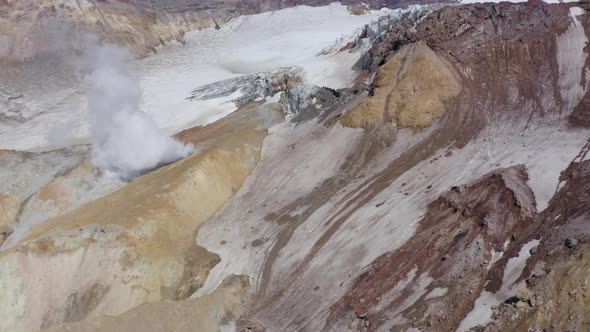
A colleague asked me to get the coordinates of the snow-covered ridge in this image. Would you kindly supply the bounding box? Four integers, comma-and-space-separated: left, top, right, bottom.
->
318, 4, 442, 56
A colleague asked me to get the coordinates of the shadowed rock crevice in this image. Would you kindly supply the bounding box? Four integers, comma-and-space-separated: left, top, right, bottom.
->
63, 283, 111, 323
165, 244, 222, 301
43, 274, 251, 332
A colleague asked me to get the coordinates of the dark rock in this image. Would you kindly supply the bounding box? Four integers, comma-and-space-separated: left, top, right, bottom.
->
504, 296, 520, 305
565, 238, 578, 248
7, 94, 23, 101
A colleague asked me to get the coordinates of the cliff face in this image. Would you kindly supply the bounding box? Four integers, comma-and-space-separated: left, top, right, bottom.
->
0, 0, 453, 62
1, 2, 589, 332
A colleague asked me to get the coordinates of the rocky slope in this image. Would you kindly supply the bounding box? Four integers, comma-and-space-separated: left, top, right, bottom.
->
0, 1, 589, 332
200, 2, 589, 331
0, 100, 283, 331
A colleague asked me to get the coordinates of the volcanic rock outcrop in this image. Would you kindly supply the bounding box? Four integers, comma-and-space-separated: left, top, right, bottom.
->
1, 1, 589, 332
341, 41, 461, 128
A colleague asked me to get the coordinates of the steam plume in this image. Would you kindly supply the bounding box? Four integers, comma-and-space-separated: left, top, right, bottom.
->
84, 41, 193, 179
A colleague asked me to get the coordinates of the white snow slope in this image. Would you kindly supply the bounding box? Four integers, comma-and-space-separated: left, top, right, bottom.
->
0, 4, 381, 152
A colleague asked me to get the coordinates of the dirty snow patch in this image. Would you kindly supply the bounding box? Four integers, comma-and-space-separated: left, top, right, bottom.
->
457, 239, 540, 331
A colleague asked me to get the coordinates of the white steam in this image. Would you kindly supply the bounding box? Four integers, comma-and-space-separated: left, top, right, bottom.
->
84, 42, 193, 179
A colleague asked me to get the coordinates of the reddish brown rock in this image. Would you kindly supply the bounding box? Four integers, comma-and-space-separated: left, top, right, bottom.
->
326, 166, 537, 331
